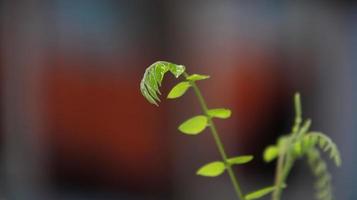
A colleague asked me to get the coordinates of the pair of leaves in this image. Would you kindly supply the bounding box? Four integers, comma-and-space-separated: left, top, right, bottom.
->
167, 74, 210, 99
140, 61, 209, 105
196, 156, 253, 177
196, 159, 287, 200
178, 109, 232, 135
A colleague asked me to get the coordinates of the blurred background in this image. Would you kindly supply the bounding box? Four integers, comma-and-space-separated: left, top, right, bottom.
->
0, 0, 356, 199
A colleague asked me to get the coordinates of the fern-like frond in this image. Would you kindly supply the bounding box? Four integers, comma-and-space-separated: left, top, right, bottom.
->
304, 132, 342, 167
307, 148, 334, 200
140, 61, 186, 105
266, 93, 342, 200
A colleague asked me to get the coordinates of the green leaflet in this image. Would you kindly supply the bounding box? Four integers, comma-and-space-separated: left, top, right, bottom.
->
207, 108, 232, 119
167, 81, 191, 99
186, 74, 210, 81
228, 155, 254, 165
245, 186, 277, 200
245, 185, 286, 200
196, 161, 226, 177
263, 146, 279, 162
178, 115, 208, 135
140, 61, 186, 106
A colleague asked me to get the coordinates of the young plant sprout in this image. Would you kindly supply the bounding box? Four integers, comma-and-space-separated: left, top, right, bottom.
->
265, 93, 341, 200
140, 61, 341, 200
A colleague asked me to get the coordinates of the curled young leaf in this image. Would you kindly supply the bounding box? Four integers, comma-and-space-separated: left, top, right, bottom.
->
302, 135, 318, 149
186, 74, 210, 81
196, 161, 226, 177
140, 61, 186, 106
168, 63, 186, 78
167, 81, 191, 99
307, 148, 334, 200
178, 115, 208, 135
305, 132, 342, 167
228, 155, 254, 165
207, 108, 232, 119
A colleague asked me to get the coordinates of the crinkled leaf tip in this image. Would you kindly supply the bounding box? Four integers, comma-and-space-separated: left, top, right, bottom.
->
140, 61, 186, 106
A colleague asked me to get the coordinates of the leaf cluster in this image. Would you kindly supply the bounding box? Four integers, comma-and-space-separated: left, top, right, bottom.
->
263, 93, 341, 200
140, 61, 342, 200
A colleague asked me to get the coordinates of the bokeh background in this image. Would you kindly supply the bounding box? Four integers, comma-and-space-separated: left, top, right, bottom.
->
0, 0, 356, 199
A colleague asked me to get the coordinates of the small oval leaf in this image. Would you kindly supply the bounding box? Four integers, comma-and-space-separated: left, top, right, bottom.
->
167, 81, 191, 99
263, 146, 279, 162
186, 74, 210, 81
246, 185, 287, 200
178, 115, 208, 135
196, 161, 226, 177
228, 155, 254, 165
245, 186, 275, 200
207, 108, 232, 119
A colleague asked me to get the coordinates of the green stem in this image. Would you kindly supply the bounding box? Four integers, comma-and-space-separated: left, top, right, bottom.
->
272, 93, 302, 200
272, 151, 285, 200
272, 148, 294, 200
185, 72, 246, 200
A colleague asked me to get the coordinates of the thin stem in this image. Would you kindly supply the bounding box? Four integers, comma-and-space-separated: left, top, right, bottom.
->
292, 93, 302, 133
272, 145, 294, 200
272, 93, 302, 200
184, 72, 246, 200
272, 150, 285, 200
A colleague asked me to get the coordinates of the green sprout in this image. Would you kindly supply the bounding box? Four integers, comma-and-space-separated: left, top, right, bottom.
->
265, 93, 341, 200
140, 61, 341, 200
